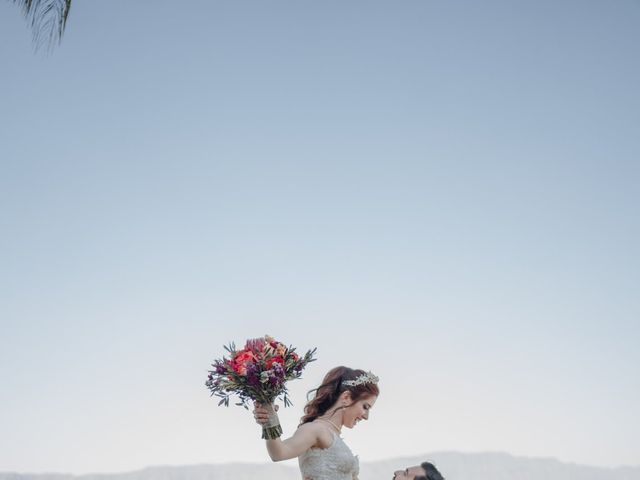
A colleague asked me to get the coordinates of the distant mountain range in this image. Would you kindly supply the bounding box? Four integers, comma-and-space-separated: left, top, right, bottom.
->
2, 452, 639, 480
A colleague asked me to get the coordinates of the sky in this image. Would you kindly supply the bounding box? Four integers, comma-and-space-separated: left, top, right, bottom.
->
1, 0, 639, 474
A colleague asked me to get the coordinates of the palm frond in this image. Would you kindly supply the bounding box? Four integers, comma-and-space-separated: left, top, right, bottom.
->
11, 0, 72, 51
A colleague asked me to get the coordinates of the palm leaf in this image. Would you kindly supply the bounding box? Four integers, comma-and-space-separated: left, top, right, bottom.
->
10, 0, 72, 51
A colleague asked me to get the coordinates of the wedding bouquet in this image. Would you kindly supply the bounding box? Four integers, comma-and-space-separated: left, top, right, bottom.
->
206, 335, 316, 439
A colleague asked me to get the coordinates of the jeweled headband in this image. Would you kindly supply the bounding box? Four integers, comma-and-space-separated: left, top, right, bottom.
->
342, 371, 379, 387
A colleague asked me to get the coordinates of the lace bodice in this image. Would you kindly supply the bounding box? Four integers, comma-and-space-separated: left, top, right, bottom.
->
298, 431, 359, 480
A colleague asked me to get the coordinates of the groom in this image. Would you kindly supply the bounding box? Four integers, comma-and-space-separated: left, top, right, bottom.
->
392, 461, 444, 480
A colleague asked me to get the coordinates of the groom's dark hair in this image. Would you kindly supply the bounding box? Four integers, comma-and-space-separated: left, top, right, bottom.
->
415, 462, 444, 480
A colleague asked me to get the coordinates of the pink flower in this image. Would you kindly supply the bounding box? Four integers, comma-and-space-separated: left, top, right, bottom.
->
245, 337, 266, 353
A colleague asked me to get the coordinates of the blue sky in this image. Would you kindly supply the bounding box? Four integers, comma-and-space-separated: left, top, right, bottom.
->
1, 0, 639, 474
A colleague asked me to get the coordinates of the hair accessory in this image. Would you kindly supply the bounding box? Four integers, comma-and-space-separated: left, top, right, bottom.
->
342, 371, 379, 387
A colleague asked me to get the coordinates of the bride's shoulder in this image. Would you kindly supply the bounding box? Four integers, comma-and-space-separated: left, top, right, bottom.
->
298, 420, 335, 449
297, 420, 323, 434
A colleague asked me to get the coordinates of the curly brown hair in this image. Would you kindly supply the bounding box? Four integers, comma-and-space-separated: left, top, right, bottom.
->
299, 366, 379, 425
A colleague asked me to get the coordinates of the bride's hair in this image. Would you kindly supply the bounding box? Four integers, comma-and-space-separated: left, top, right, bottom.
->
299, 366, 379, 425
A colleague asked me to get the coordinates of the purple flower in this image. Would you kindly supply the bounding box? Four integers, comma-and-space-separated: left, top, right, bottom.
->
273, 363, 285, 378
247, 374, 260, 387
215, 363, 227, 374
245, 363, 261, 387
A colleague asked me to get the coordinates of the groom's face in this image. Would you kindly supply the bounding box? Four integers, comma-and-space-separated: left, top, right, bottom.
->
393, 465, 426, 480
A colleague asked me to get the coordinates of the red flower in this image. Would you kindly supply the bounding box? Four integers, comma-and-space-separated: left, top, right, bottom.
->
232, 349, 255, 375
234, 349, 255, 363
266, 356, 285, 369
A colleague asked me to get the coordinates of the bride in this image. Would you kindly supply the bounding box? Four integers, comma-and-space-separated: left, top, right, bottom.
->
253, 366, 379, 480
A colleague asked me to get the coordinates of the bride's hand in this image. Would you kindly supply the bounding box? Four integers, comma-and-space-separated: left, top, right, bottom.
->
252, 402, 279, 426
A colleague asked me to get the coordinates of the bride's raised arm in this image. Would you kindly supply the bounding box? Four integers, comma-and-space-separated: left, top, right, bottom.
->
253, 404, 320, 461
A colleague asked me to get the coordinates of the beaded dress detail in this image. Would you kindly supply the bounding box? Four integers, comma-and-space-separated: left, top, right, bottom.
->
298, 430, 359, 480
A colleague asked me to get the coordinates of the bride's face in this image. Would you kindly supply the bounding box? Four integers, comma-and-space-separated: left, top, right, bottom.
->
342, 394, 377, 429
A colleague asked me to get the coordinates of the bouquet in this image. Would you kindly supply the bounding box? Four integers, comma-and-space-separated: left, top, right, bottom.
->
206, 335, 316, 439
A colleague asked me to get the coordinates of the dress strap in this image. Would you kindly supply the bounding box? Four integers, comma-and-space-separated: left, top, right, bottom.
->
317, 417, 342, 435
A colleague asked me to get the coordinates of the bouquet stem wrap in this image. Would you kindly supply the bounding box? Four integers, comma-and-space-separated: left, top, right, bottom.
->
261, 403, 283, 440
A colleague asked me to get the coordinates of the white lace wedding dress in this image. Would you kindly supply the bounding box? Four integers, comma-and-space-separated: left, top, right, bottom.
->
298, 430, 359, 480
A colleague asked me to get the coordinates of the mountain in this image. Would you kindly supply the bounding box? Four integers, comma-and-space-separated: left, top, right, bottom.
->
2, 452, 638, 480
